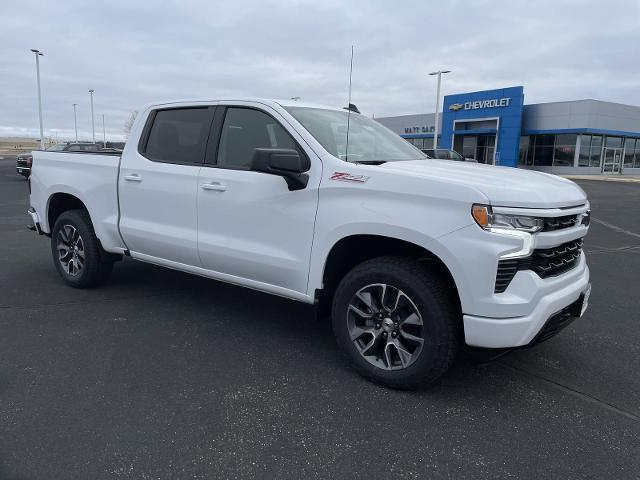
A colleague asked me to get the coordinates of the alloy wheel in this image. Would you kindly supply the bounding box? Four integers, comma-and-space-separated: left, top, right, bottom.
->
347, 283, 424, 370
57, 224, 85, 276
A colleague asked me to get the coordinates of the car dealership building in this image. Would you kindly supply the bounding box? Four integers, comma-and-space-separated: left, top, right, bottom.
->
375, 86, 640, 175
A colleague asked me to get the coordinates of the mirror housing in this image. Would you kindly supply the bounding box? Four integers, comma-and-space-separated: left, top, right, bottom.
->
251, 148, 310, 191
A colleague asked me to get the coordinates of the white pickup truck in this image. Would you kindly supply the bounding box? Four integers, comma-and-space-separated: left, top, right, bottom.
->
28, 98, 591, 388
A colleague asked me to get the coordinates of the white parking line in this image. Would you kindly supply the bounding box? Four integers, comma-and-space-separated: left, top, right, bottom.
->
591, 217, 640, 239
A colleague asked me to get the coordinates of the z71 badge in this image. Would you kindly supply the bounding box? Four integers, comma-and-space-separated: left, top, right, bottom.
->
330, 172, 370, 183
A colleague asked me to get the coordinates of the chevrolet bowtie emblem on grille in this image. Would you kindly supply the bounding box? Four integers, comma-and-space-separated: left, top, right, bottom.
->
449, 103, 464, 111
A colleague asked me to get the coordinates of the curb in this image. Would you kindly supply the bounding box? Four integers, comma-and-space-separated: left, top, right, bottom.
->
563, 176, 640, 184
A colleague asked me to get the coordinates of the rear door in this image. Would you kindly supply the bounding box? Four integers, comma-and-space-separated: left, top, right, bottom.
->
196, 104, 321, 295
119, 106, 215, 266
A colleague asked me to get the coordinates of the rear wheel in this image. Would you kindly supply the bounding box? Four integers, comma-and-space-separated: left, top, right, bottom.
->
51, 209, 113, 288
332, 256, 459, 389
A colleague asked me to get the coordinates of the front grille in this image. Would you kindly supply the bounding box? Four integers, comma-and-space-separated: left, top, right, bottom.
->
17, 159, 30, 167
494, 239, 583, 293
542, 215, 578, 231
528, 239, 583, 278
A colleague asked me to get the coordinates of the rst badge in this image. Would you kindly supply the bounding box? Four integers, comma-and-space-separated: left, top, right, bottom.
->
330, 172, 370, 183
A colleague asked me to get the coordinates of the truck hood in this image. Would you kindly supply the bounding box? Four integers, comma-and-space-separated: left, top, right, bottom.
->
377, 159, 587, 208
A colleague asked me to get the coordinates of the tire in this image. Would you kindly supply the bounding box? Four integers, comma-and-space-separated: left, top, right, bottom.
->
50, 209, 114, 288
331, 256, 460, 389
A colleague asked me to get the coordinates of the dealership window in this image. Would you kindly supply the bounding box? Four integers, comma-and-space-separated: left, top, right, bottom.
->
553, 134, 577, 167
462, 136, 476, 158
405, 137, 433, 150
531, 134, 554, 166
605, 136, 623, 149
578, 135, 603, 167
518, 136, 531, 165
623, 138, 640, 168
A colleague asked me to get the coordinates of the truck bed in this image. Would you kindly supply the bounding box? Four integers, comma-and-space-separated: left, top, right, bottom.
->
29, 151, 127, 253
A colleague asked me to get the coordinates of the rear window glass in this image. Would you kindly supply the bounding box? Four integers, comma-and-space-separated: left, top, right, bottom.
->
144, 108, 212, 164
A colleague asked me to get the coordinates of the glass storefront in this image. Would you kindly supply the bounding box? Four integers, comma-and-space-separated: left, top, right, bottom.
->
518, 134, 577, 167
519, 134, 640, 171
453, 134, 496, 164
405, 137, 434, 150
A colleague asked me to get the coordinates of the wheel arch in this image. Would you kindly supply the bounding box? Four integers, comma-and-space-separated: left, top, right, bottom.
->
47, 192, 91, 233
316, 233, 462, 319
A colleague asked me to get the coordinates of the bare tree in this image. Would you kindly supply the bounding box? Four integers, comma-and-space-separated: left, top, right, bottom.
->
124, 111, 138, 139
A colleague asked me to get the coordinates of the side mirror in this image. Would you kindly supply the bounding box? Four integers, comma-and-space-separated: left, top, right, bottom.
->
251, 148, 310, 191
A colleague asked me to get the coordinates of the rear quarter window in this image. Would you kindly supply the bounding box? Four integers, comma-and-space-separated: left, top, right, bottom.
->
142, 108, 213, 164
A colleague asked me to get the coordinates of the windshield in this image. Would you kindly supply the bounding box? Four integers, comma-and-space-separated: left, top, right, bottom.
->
46, 144, 67, 151
437, 149, 464, 160
285, 106, 427, 163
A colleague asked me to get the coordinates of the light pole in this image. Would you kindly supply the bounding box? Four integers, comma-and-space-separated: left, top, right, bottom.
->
89, 89, 95, 144
429, 70, 451, 149
30, 49, 45, 150
72, 103, 78, 142
102, 114, 106, 148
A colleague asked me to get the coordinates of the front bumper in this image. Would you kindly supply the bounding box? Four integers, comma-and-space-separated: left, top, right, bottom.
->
463, 264, 591, 348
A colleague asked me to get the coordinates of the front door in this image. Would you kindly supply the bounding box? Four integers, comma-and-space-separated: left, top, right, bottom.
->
602, 148, 622, 174
197, 105, 320, 295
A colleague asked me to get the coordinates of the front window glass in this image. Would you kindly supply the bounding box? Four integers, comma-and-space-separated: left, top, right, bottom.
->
285, 107, 426, 162
217, 108, 299, 170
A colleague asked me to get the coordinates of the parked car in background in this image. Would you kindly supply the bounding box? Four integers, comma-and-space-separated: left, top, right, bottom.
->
16, 143, 111, 178
422, 148, 477, 162
47, 142, 101, 153
16, 151, 36, 178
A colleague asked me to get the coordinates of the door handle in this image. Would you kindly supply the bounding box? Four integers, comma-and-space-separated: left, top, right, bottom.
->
124, 174, 142, 182
201, 182, 227, 192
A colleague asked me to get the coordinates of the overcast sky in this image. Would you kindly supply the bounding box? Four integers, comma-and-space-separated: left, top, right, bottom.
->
1, 0, 639, 141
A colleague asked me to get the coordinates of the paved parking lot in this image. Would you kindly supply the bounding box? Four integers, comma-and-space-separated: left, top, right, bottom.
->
1, 156, 639, 479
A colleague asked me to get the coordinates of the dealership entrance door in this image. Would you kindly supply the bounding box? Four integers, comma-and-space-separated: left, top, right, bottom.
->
453, 134, 496, 164
602, 148, 622, 173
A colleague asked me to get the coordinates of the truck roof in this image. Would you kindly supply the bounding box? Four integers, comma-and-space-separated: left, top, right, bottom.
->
142, 97, 347, 112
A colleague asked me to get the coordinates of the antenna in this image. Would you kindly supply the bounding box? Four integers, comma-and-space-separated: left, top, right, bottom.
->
345, 45, 354, 162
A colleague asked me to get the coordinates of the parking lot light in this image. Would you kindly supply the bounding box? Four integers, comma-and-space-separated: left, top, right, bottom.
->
73, 103, 78, 142
89, 89, 95, 144
30, 49, 45, 150
429, 70, 451, 149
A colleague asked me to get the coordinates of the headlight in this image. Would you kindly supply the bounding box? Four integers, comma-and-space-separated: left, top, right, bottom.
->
471, 204, 544, 233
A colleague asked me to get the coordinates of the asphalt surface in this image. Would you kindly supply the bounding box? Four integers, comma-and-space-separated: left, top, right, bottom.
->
1, 156, 639, 479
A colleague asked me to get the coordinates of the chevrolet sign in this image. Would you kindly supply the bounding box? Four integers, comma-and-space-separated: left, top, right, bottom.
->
449, 97, 512, 111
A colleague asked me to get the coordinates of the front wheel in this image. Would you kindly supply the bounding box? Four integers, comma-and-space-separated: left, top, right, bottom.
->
331, 256, 460, 389
51, 209, 113, 288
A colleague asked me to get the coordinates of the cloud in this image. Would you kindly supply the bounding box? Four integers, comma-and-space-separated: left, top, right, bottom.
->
1, 0, 638, 141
